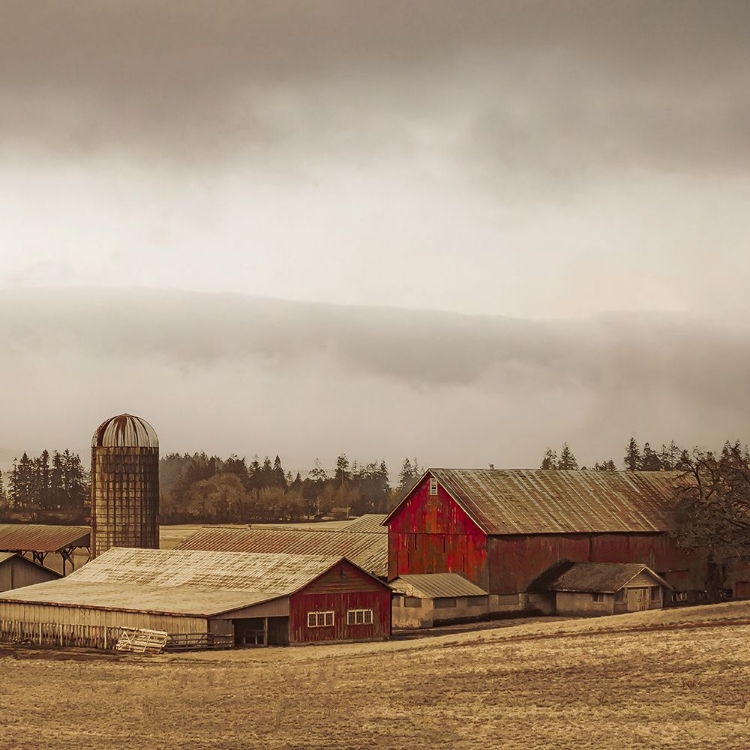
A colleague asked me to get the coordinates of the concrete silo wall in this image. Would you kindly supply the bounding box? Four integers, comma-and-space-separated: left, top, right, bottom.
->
91, 445, 160, 558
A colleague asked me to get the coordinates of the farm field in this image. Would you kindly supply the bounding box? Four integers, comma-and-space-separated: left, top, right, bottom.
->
2, 603, 750, 749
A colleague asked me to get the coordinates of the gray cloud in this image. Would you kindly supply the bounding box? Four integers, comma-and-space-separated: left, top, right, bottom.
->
1, 1, 749, 178
1, 288, 749, 472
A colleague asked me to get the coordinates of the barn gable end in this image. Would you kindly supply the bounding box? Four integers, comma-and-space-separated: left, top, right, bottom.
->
386, 473, 489, 590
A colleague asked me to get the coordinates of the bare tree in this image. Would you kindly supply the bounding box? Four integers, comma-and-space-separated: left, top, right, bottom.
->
671, 442, 750, 602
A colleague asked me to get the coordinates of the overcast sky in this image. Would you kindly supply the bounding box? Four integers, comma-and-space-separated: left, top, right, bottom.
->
1, 2, 749, 472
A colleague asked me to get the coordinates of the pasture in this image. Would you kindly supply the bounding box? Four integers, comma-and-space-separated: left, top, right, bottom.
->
2, 602, 750, 749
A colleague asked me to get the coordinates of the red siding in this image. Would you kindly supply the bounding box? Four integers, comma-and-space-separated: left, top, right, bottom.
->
488, 533, 706, 594
388, 476, 488, 590
289, 560, 391, 643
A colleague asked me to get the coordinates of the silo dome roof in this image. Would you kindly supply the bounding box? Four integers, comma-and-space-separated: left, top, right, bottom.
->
92, 414, 159, 448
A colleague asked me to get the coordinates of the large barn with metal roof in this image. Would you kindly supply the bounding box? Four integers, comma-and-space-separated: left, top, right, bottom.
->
0, 547, 392, 649
384, 468, 750, 613
176, 524, 388, 579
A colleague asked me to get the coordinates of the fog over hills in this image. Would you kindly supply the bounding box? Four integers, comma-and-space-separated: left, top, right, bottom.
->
1, 288, 748, 474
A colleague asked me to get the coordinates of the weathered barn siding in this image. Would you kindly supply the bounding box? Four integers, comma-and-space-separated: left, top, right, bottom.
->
0, 555, 60, 592
392, 594, 488, 629
556, 592, 616, 616
289, 560, 391, 643
0, 600, 207, 634
388, 477, 488, 589
486, 534, 704, 595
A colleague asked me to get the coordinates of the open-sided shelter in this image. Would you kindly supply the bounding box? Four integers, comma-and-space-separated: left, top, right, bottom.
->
0, 547, 391, 650
0, 524, 90, 575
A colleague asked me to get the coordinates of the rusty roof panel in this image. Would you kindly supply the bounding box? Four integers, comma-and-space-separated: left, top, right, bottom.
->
68, 547, 343, 595
544, 562, 672, 593
91, 413, 159, 448
342, 515, 388, 534
429, 469, 679, 535
176, 527, 387, 577
0, 524, 90, 553
391, 573, 487, 599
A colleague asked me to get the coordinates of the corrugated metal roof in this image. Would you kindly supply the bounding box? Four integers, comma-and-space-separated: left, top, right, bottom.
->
425, 469, 679, 535
67, 547, 343, 595
0, 580, 276, 617
545, 562, 672, 593
92, 413, 159, 448
342, 515, 388, 534
391, 573, 488, 599
176, 526, 387, 577
0, 524, 90, 553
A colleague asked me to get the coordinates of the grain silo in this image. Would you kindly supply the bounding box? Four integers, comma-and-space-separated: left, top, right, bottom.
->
91, 414, 159, 559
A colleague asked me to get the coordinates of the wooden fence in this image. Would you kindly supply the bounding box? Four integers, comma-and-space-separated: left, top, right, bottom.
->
0, 621, 234, 652
0, 620, 124, 649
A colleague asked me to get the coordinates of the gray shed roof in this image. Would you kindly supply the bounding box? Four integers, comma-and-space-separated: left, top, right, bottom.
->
544, 562, 673, 593
387, 469, 679, 535
0, 547, 364, 617
0, 580, 275, 617
67, 547, 344, 593
391, 573, 488, 599
176, 526, 387, 577
342, 515, 388, 534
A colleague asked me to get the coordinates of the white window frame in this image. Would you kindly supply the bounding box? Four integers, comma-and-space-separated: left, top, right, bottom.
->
592, 592, 605, 604
671, 591, 688, 603
346, 609, 374, 626
307, 611, 334, 628
429, 477, 438, 496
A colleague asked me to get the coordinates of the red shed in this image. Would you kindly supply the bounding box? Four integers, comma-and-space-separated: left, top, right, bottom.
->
385, 469, 750, 610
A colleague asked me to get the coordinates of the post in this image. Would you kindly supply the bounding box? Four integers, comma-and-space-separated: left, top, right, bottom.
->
263, 618, 268, 647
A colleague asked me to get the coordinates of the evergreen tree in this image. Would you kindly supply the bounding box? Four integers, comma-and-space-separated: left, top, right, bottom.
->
222, 454, 251, 488
624, 438, 641, 471
50, 451, 66, 509
594, 460, 617, 471
640, 442, 662, 471
335, 453, 351, 485
37, 449, 52, 510
557, 443, 579, 470
397, 458, 414, 491
62, 450, 88, 509
9, 454, 34, 509
540, 448, 558, 470
272, 455, 288, 490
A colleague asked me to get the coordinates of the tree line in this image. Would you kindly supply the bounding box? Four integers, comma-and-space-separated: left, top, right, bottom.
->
539, 438, 689, 472
160, 452, 425, 524
0, 450, 89, 518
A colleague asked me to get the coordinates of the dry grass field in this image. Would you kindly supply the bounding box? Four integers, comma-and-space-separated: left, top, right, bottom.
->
2, 603, 750, 749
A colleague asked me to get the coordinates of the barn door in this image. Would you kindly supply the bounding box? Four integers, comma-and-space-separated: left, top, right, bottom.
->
626, 588, 648, 612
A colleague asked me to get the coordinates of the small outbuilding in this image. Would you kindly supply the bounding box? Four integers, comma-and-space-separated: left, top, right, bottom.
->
0, 552, 61, 593
535, 561, 673, 616
390, 573, 489, 628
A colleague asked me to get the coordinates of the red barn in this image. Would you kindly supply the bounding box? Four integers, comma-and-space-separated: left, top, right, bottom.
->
385, 469, 750, 612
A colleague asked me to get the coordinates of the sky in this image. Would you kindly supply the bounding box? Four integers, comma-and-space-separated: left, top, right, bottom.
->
1, 2, 749, 474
